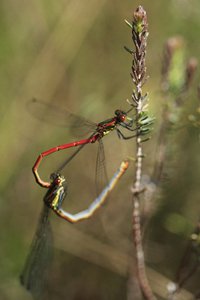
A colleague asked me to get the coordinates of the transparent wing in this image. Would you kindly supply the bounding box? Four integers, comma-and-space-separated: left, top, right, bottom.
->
56, 132, 97, 173
26, 98, 97, 136
20, 205, 53, 299
95, 139, 109, 196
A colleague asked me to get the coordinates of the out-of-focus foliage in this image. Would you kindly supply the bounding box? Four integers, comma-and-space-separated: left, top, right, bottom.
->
0, 0, 200, 299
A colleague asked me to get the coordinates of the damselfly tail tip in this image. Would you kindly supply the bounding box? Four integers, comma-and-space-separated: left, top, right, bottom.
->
121, 160, 130, 171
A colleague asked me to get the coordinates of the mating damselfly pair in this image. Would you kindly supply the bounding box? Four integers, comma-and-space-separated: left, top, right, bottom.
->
20, 99, 144, 298
30, 99, 137, 223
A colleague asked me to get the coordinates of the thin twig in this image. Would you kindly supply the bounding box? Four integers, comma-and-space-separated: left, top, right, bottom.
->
129, 6, 156, 300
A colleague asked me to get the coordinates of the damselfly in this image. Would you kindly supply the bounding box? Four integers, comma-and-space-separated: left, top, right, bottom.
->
20, 161, 129, 298
30, 99, 134, 188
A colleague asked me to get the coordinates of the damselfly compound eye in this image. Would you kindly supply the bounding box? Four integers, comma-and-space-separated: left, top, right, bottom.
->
120, 115, 126, 122
115, 109, 120, 116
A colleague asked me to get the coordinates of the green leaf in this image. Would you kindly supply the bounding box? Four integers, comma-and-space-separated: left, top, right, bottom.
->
124, 19, 133, 29
124, 46, 133, 55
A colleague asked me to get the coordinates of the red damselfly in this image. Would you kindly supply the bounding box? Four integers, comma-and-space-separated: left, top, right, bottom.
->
30, 99, 135, 188
20, 160, 129, 298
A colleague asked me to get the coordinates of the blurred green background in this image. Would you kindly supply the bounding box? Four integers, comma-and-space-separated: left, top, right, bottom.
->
0, 0, 200, 299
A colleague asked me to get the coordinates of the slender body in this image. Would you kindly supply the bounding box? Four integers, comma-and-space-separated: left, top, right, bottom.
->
47, 160, 129, 223
32, 109, 134, 188
51, 160, 129, 223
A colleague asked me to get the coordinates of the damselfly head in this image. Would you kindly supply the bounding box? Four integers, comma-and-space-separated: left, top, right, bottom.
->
115, 109, 127, 122
50, 173, 65, 185
115, 109, 133, 126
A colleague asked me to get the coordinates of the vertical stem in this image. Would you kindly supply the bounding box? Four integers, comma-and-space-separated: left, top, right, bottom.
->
129, 6, 156, 300
132, 93, 155, 300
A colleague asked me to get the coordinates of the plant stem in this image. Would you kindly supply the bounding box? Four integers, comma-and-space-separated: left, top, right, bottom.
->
130, 6, 156, 300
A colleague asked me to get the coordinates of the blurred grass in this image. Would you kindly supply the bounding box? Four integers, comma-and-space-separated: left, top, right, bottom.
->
0, 0, 200, 299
